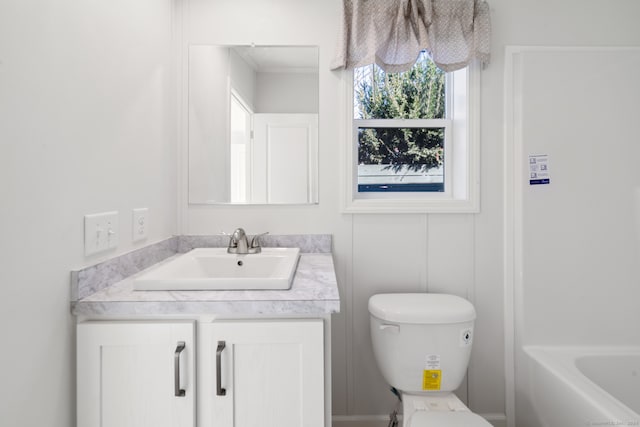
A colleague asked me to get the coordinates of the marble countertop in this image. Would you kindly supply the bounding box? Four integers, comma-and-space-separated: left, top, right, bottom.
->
71, 235, 340, 317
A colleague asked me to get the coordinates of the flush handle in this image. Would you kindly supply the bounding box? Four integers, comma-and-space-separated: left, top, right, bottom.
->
174, 341, 186, 397
379, 324, 400, 333
216, 341, 227, 396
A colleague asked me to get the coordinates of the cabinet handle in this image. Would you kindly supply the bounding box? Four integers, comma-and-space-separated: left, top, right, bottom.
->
216, 341, 227, 396
174, 341, 186, 397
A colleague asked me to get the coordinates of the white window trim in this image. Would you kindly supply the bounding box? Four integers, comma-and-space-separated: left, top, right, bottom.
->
340, 62, 481, 213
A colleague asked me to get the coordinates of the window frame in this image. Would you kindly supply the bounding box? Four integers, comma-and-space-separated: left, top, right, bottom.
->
340, 61, 481, 213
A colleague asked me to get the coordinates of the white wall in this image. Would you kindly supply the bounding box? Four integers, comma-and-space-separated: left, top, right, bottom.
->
189, 45, 232, 202
0, 1, 178, 426
255, 71, 319, 113
517, 49, 640, 345
181, 0, 504, 422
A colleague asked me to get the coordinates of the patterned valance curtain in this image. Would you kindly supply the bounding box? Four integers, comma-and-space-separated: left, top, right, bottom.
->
331, 0, 491, 72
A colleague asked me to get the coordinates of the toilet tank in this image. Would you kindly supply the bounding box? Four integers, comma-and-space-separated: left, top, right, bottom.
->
368, 293, 476, 393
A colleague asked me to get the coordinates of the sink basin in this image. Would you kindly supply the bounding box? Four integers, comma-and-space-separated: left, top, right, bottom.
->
133, 247, 300, 291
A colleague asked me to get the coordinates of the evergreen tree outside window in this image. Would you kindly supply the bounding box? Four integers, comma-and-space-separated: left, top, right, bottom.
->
353, 52, 451, 193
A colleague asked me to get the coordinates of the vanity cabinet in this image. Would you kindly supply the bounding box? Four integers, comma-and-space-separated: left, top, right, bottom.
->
77, 321, 196, 427
72, 241, 338, 427
77, 318, 324, 427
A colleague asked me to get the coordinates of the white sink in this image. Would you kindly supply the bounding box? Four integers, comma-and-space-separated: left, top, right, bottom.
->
133, 247, 300, 291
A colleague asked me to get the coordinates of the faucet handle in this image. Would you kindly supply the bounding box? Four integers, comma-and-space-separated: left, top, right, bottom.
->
250, 232, 269, 248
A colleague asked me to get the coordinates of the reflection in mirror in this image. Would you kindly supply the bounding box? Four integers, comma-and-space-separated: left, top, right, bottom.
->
188, 45, 319, 204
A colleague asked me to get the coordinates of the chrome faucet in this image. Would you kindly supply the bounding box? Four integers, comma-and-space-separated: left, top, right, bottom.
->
227, 228, 268, 254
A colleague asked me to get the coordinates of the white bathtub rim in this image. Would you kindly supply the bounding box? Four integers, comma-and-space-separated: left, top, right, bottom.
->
524, 345, 640, 421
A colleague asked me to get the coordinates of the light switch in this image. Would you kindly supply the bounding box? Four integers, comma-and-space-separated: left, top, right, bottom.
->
132, 208, 148, 242
84, 211, 118, 256
105, 213, 118, 249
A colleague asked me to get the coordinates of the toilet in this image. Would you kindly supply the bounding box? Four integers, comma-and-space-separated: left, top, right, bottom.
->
368, 293, 492, 427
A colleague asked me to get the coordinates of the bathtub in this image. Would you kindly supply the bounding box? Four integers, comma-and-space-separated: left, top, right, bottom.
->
522, 346, 640, 427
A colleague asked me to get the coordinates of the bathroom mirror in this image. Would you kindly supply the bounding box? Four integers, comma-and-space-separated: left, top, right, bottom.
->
188, 45, 319, 204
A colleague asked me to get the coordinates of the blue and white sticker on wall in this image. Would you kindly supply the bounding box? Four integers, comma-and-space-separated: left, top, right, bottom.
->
529, 154, 551, 185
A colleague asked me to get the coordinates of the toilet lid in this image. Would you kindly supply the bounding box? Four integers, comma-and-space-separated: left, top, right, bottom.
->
369, 293, 476, 324
409, 411, 492, 427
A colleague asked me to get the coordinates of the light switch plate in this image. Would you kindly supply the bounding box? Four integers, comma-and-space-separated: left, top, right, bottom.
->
84, 211, 118, 256
132, 208, 148, 242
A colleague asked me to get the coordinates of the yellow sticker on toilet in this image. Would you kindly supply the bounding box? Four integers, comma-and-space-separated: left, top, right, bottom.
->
422, 369, 441, 391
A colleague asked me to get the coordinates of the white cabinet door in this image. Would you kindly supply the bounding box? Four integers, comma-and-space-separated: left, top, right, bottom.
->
199, 319, 324, 427
77, 321, 195, 427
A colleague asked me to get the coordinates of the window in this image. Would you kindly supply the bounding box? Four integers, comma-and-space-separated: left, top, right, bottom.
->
354, 52, 449, 193
342, 53, 480, 213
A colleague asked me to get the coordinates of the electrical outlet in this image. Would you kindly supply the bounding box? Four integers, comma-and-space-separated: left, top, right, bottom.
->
132, 208, 148, 242
84, 211, 118, 256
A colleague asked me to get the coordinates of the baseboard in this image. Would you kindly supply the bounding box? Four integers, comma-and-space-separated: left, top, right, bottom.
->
332, 413, 507, 427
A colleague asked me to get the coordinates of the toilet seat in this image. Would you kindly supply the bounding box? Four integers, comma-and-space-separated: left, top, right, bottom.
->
409, 411, 492, 427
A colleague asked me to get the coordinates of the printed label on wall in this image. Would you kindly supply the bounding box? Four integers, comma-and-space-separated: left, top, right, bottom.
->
529, 154, 551, 185
422, 369, 442, 390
